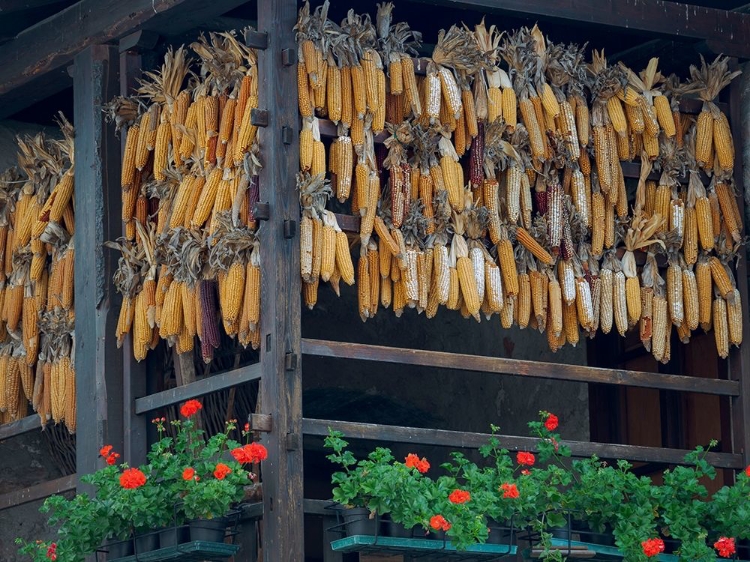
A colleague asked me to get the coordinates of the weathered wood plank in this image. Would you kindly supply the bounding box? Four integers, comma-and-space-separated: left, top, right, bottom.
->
728, 60, 750, 467
119, 46, 149, 468
0, 415, 45, 441
301, 339, 740, 396
134, 362, 261, 414
0, 0, 248, 98
73, 45, 123, 488
257, 0, 304, 559
302, 419, 744, 469
410, 0, 750, 59
0, 474, 77, 511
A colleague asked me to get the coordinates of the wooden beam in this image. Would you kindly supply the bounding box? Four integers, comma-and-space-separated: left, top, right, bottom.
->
73, 45, 123, 488
257, 0, 304, 559
0, 0, 248, 98
134, 362, 262, 414
301, 339, 740, 396
0, 415, 45, 441
410, 0, 750, 59
119, 45, 149, 468
728, 59, 750, 467
302, 419, 744, 469
0, 475, 77, 511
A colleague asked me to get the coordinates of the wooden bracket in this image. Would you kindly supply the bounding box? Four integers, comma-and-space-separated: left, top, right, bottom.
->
244, 29, 269, 50
283, 219, 296, 239
285, 432, 300, 451
252, 202, 270, 221
119, 30, 160, 54
281, 48, 296, 66
281, 126, 294, 145
250, 108, 269, 127
284, 352, 298, 371
249, 413, 272, 433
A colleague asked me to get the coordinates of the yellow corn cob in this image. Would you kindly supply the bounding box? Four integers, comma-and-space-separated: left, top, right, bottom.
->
333, 231, 354, 286
530, 270, 547, 328
502, 87, 517, 130
121, 124, 139, 188
320, 223, 336, 282
713, 111, 734, 171
651, 296, 667, 362
299, 127, 313, 171
515, 272, 530, 328
696, 110, 713, 168
709, 256, 734, 302
520, 98, 544, 160
327, 64, 343, 123
640, 286, 654, 348
298, 62, 313, 118
684, 207, 698, 265
727, 289, 742, 346
713, 297, 729, 358
696, 258, 712, 331
358, 253, 370, 320
547, 278, 562, 336
606, 97, 627, 137
598, 269, 613, 334
488, 87, 502, 124
624, 102, 645, 134
715, 181, 741, 243
624, 276, 641, 328
497, 239, 518, 296
612, 271, 627, 336
303, 279, 318, 310
695, 196, 714, 251
682, 268, 699, 332
169, 176, 194, 229
369, 244, 381, 316
651, 95, 674, 137
300, 214, 314, 282
191, 168, 222, 228
351, 64, 367, 119
223, 262, 245, 324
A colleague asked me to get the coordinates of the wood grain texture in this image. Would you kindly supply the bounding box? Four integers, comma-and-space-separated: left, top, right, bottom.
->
257, 0, 304, 559
134, 362, 261, 414
0, 474, 77, 511
410, 0, 750, 59
303, 418, 744, 468
301, 339, 740, 396
73, 45, 123, 489
0, 414, 44, 441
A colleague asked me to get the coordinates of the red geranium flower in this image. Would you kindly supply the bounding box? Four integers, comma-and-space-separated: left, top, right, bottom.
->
213, 463, 232, 480
714, 537, 736, 558
415, 458, 430, 473
429, 514, 451, 532
517, 451, 535, 466
545, 413, 559, 431
448, 489, 471, 504
180, 399, 202, 418
106, 453, 120, 466
46, 543, 57, 561
99, 445, 113, 458
231, 447, 251, 464
182, 467, 196, 481
500, 482, 519, 499
247, 442, 268, 462
745, 465, 750, 477
119, 467, 147, 489
641, 538, 665, 557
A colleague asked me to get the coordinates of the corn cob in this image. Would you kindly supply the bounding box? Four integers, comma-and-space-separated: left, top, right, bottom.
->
727, 289, 742, 346
652, 296, 668, 362
715, 181, 741, 243
640, 286, 653, 350
713, 297, 729, 358
713, 111, 734, 171
709, 257, 734, 302
696, 110, 713, 168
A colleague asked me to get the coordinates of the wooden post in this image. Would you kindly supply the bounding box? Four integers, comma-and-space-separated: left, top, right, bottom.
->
728, 59, 750, 467
73, 45, 124, 483
118, 39, 150, 467
256, 0, 303, 559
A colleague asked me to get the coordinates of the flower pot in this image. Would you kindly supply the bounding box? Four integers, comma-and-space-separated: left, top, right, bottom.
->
189, 516, 228, 543
159, 525, 190, 547
486, 519, 512, 545
342, 507, 378, 537
382, 519, 413, 538
105, 538, 133, 560
134, 531, 159, 554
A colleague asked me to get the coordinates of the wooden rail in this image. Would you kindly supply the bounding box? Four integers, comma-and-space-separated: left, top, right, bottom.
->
302, 418, 744, 469
0, 474, 77, 512
134, 362, 261, 414
0, 415, 45, 441
301, 339, 740, 397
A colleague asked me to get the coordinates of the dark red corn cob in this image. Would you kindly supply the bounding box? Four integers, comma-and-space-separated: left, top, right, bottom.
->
469, 122, 484, 191
199, 279, 221, 353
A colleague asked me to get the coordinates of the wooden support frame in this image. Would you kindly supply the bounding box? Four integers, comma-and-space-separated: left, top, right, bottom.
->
303, 419, 744, 469
0, 415, 45, 441
134, 363, 262, 414
256, 0, 304, 559
409, 0, 750, 59
73, 45, 123, 487
0, 475, 77, 512
301, 339, 739, 396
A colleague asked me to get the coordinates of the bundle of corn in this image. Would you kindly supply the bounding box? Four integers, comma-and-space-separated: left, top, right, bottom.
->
294, 3, 745, 359
107, 32, 262, 365
688, 55, 741, 173
0, 116, 76, 431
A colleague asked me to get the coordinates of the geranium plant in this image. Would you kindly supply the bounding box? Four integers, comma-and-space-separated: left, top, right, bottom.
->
16, 399, 268, 562
325, 412, 750, 561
